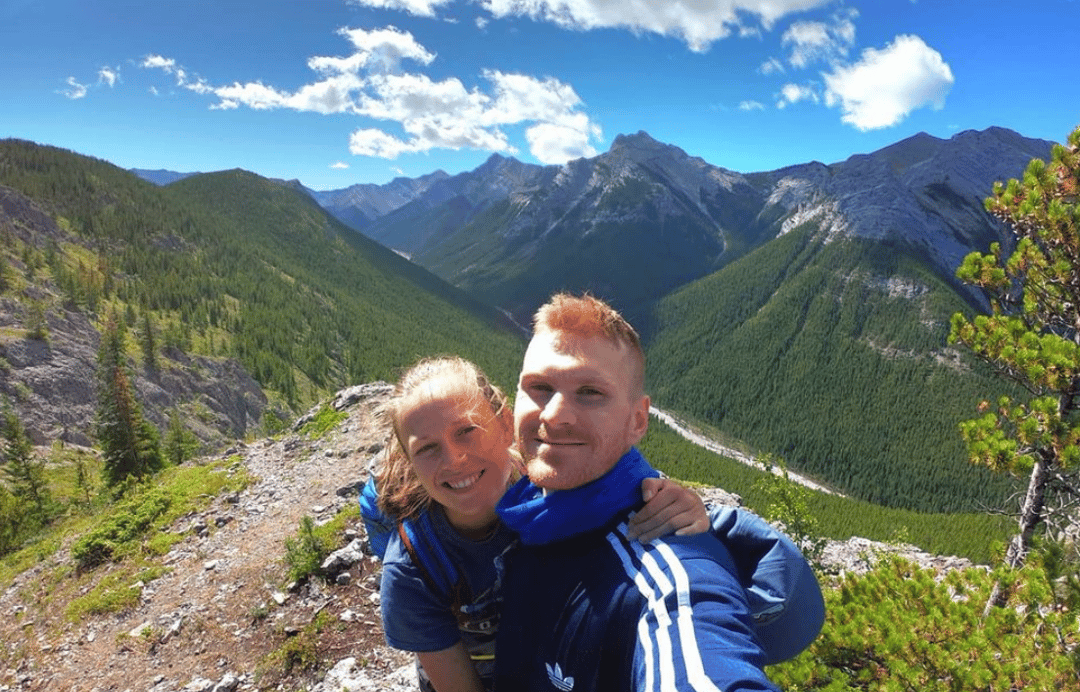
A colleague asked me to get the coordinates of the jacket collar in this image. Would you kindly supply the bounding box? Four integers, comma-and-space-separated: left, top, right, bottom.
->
496, 447, 659, 545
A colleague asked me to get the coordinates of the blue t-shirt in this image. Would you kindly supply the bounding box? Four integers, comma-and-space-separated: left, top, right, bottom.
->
379, 503, 516, 691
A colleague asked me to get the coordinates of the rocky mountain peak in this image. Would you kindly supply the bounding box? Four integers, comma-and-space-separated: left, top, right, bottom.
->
474, 152, 538, 179
608, 130, 687, 160
611, 130, 660, 146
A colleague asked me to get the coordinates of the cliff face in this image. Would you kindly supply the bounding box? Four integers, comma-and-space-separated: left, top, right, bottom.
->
0, 184, 267, 448
759, 127, 1052, 288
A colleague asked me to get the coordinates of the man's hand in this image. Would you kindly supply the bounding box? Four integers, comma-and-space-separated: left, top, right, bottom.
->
627, 477, 709, 542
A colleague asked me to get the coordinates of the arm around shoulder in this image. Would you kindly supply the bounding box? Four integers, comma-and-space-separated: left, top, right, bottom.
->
632, 541, 782, 691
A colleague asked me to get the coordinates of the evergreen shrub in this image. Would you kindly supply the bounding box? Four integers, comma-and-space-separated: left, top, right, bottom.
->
768, 556, 1080, 690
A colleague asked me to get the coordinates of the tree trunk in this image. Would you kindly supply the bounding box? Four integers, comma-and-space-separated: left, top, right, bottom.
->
983, 452, 1052, 615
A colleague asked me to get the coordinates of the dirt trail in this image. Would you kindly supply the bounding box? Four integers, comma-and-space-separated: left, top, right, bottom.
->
0, 389, 411, 692
650, 406, 843, 497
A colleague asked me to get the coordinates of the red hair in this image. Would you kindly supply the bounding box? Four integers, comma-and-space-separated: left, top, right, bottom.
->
532, 293, 645, 394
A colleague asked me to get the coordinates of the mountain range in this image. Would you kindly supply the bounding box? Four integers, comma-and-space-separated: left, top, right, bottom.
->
282, 127, 1047, 327
269, 126, 1050, 514
2, 125, 1055, 515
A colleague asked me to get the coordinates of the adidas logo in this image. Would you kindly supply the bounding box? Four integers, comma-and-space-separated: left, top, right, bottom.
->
545, 662, 574, 691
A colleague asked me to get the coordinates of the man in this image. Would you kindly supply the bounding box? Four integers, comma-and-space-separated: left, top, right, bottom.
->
495, 293, 783, 691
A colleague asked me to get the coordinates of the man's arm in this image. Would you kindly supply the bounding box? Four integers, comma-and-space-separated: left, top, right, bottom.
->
707, 507, 825, 664
626, 484, 825, 664
625, 536, 781, 691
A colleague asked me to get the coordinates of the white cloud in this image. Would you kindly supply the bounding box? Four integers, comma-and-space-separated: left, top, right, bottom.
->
98, 66, 120, 87
739, 100, 765, 111
782, 8, 857, 68
482, 70, 584, 125
184, 78, 217, 95
319, 26, 437, 74
777, 82, 819, 108
476, 15, 490, 29
345, 0, 453, 17
135, 26, 600, 164
822, 34, 953, 130
331, 161, 350, 169
60, 76, 88, 99
211, 81, 290, 111
59, 66, 119, 99
526, 114, 602, 163
758, 57, 784, 75
480, 0, 833, 52
141, 54, 176, 71
343, 68, 600, 161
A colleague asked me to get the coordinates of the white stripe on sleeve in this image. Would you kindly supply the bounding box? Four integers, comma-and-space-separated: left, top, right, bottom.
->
608, 524, 724, 692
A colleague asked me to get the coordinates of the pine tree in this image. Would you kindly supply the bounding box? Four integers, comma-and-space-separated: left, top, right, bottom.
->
949, 126, 1080, 606
0, 485, 21, 556
74, 451, 93, 508
753, 454, 826, 568
1, 403, 50, 519
24, 300, 48, 342
139, 312, 158, 374
163, 408, 198, 466
95, 313, 163, 488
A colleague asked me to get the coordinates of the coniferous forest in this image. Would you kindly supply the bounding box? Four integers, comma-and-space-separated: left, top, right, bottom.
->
0, 139, 525, 404
647, 227, 1016, 514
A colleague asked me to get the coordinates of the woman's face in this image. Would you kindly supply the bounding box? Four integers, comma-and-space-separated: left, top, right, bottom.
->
398, 383, 515, 538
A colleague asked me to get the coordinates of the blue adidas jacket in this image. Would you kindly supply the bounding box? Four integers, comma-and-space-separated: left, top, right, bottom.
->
494, 449, 785, 692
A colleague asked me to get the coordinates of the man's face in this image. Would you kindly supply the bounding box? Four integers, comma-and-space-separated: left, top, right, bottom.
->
514, 329, 649, 490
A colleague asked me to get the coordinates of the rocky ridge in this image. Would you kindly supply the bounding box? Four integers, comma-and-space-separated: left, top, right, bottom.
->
1, 384, 975, 692
306, 171, 451, 232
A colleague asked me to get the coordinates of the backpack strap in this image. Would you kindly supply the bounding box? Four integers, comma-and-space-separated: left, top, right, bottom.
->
397, 511, 472, 617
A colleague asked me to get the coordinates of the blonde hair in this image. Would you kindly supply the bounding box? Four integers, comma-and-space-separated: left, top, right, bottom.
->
533, 292, 645, 395
376, 356, 519, 521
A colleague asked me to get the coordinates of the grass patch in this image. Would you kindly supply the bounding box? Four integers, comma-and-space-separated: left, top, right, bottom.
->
257, 610, 334, 683
0, 535, 63, 591
65, 562, 171, 620
70, 458, 251, 569
0, 453, 254, 636
297, 404, 347, 439
283, 503, 359, 583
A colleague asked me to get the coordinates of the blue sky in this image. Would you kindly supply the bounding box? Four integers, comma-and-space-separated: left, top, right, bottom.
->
3, 0, 1078, 190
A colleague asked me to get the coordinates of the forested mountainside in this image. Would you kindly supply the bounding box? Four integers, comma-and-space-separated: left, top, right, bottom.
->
640, 128, 1049, 514
0, 139, 524, 447
647, 226, 1013, 514
39, 126, 1055, 515
132, 126, 1053, 515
